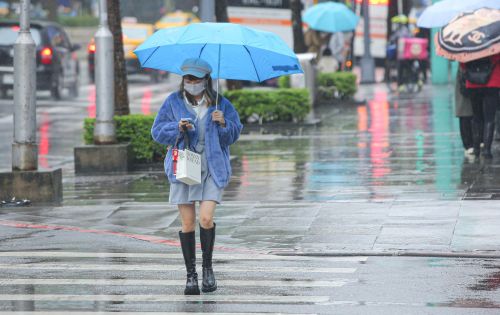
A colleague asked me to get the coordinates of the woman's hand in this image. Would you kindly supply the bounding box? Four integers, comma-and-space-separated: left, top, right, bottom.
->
179, 119, 194, 131
212, 110, 226, 127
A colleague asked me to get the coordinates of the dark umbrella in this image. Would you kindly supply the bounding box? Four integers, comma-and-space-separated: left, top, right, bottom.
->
435, 8, 500, 63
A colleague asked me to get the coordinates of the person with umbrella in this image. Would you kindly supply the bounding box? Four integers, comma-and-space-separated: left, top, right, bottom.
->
461, 53, 500, 159
434, 8, 500, 158
151, 58, 243, 295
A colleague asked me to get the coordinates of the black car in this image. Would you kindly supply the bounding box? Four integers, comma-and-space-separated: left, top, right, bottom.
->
0, 20, 80, 99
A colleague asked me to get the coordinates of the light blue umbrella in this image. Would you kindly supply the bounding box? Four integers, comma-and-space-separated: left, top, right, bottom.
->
134, 22, 302, 82
302, 2, 359, 33
417, 0, 500, 28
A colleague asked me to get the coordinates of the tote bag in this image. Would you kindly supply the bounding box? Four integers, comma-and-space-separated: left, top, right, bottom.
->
173, 130, 201, 185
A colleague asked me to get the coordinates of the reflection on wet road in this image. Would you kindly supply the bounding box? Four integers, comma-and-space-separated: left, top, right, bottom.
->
226, 86, 481, 202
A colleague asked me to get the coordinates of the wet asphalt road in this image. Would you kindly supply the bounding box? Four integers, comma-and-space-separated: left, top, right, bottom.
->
0, 68, 500, 313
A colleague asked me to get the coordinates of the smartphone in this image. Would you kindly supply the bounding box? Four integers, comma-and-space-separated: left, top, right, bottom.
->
180, 118, 195, 130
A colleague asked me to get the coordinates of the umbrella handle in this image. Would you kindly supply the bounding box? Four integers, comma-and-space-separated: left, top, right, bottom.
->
216, 44, 221, 111
216, 78, 219, 111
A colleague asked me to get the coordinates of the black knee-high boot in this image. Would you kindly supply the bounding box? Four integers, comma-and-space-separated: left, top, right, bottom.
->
179, 231, 200, 295
483, 122, 495, 159
200, 223, 217, 292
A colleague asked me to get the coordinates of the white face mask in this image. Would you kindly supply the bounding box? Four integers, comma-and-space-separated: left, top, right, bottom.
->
184, 80, 206, 96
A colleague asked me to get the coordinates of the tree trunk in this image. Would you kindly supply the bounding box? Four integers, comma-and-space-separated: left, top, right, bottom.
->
215, 0, 242, 90
290, 0, 307, 53
40, 0, 58, 22
107, 0, 130, 116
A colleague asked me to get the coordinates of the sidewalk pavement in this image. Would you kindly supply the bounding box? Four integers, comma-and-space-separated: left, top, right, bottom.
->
1, 83, 500, 257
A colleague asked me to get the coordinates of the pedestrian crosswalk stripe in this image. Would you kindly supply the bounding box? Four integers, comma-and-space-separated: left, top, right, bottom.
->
0, 263, 355, 273
0, 312, 319, 315
0, 278, 349, 287
0, 294, 330, 304
0, 251, 367, 262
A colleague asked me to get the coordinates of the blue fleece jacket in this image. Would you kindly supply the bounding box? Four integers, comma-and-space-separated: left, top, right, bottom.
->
151, 91, 243, 189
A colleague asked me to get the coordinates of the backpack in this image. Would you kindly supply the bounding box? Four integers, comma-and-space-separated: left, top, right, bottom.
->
465, 57, 495, 85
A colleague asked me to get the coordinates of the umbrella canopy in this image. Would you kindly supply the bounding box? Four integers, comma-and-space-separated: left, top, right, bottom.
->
417, 0, 500, 28
435, 8, 500, 63
133, 22, 302, 82
303, 2, 359, 33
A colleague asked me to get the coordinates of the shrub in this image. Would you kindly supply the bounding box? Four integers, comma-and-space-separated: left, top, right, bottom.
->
317, 72, 357, 99
277, 75, 291, 89
84, 115, 166, 163
224, 88, 310, 124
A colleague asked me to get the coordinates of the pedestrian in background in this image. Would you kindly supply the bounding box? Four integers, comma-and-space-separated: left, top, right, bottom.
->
462, 53, 500, 159
454, 68, 477, 159
151, 58, 243, 295
327, 31, 345, 71
305, 28, 328, 62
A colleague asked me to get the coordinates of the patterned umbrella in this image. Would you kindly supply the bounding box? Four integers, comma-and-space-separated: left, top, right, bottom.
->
435, 8, 500, 63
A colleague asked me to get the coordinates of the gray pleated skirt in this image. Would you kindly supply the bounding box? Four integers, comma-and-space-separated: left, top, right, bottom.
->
169, 151, 223, 205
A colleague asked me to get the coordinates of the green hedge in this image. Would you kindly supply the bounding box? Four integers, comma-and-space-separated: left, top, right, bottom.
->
83, 89, 310, 162
277, 75, 291, 89
58, 15, 99, 27
317, 72, 357, 99
84, 115, 166, 163
224, 88, 310, 124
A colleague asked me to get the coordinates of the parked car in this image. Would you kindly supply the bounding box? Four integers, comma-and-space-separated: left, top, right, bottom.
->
154, 11, 199, 29
88, 21, 166, 83
0, 20, 80, 99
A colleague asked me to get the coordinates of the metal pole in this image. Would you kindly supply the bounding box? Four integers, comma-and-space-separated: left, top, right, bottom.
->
398, 0, 403, 16
12, 0, 37, 171
200, 0, 215, 22
360, 0, 375, 84
93, 0, 116, 144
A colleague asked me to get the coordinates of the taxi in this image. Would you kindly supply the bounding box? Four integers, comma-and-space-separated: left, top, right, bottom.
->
88, 18, 165, 82
154, 11, 199, 29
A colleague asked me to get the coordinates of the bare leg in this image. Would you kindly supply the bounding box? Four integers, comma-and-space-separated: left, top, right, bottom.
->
178, 203, 196, 232
199, 201, 216, 229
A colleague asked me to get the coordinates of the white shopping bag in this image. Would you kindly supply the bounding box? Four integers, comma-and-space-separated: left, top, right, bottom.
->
173, 148, 201, 185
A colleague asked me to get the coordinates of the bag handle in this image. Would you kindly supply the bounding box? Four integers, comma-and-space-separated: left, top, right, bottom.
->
173, 125, 190, 150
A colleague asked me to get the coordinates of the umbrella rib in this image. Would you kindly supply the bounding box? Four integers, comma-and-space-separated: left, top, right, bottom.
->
243, 45, 261, 82
198, 43, 208, 58
142, 47, 160, 69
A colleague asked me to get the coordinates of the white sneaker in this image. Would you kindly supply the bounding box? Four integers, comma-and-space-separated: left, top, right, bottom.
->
464, 148, 475, 157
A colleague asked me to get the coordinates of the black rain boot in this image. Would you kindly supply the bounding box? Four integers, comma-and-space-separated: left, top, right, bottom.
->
200, 223, 217, 293
459, 117, 473, 151
482, 122, 495, 159
179, 231, 200, 295
471, 120, 482, 158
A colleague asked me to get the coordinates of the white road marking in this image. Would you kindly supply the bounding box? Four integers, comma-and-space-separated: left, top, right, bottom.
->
0, 312, 317, 315
0, 294, 330, 303
0, 278, 348, 287
0, 251, 367, 262
0, 263, 355, 273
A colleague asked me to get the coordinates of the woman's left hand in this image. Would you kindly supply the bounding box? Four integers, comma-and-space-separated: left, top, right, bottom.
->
212, 110, 226, 127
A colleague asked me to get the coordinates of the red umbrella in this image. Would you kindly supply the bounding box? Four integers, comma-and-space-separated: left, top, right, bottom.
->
435, 8, 500, 63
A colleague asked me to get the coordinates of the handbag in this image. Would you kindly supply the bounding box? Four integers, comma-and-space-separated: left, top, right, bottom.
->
465, 58, 495, 85
172, 127, 201, 185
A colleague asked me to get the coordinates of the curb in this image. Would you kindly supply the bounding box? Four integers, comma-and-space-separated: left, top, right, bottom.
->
270, 250, 500, 259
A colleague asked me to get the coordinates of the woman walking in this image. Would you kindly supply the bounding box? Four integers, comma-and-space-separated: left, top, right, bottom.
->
151, 58, 243, 294
462, 53, 500, 159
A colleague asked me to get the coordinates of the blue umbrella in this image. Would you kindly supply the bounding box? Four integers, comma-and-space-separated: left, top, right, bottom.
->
417, 0, 500, 28
134, 22, 302, 82
302, 2, 359, 33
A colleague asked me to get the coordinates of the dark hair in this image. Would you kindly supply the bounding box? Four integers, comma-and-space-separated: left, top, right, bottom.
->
180, 75, 219, 106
